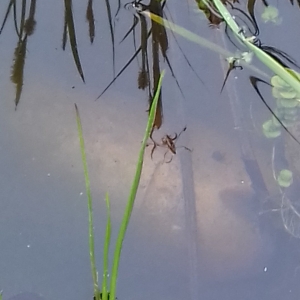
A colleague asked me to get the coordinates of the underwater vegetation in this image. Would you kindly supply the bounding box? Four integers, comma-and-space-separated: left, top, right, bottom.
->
3, 0, 300, 299
76, 73, 162, 300
141, 0, 300, 237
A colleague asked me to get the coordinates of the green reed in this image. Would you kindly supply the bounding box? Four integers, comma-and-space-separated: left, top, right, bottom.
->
208, 0, 300, 93
75, 71, 164, 300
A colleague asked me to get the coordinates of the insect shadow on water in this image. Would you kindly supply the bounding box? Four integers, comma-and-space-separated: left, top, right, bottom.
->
149, 126, 192, 163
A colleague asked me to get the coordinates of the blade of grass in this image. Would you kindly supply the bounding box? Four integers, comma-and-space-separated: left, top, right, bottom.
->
109, 70, 165, 300
211, 0, 300, 95
75, 104, 100, 300
245, 40, 300, 94
140, 10, 269, 79
101, 192, 111, 300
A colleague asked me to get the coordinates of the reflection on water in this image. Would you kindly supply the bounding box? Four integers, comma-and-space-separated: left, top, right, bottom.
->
8, 293, 44, 300
1, 1, 300, 300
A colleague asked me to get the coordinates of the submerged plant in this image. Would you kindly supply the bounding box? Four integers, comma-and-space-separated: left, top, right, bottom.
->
208, 0, 300, 94
277, 169, 293, 188
262, 72, 300, 139
140, 8, 268, 78
261, 5, 282, 25
262, 118, 281, 139
76, 71, 164, 300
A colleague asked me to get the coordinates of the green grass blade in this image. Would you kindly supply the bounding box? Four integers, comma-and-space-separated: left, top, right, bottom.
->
142, 9, 231, 56
75, 104, 100, 300
211, 0, 300, 94
244, 39, 300, 94
109, 70, 165, 300
204, 0, 243, 37
141, 10, 268, 79
101, 192, 111, 300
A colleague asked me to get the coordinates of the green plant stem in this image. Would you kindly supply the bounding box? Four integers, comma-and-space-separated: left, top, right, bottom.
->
75, 104, 100, 300
109, 71, 164, 300
211, 0, 300, 94
102, 192, 111, 300
140, 10, 269, 79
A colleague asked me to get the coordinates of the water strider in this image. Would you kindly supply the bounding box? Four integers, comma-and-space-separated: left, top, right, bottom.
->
149, 126, 191, 162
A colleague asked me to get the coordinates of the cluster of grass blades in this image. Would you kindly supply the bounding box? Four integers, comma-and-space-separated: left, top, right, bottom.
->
75, 71, 164, 300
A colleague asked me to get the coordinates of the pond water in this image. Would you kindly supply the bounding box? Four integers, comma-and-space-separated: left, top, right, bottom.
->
1, 1, 300, 300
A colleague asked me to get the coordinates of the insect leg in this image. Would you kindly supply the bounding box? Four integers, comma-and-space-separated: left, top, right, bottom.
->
163, 150, 173, 164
